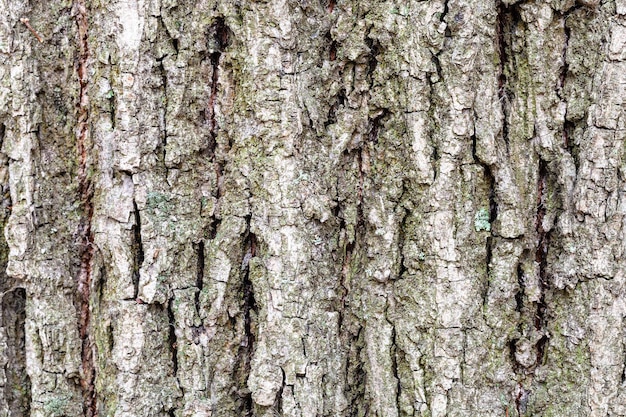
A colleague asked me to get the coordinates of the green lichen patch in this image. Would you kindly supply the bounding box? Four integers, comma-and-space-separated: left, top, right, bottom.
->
474, 208, 491, 232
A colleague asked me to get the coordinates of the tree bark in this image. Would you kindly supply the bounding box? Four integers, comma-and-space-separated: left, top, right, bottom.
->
0, 0, 625, 416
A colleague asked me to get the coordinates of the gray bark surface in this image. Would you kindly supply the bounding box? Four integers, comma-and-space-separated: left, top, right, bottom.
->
0, 0, 625, 416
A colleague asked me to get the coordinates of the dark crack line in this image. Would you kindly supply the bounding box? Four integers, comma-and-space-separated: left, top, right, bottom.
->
338, 218, 353, 333
390, 325, 402, 412
496, 1, 513, 156
194, 241, 205, 315
273, 368, 286, 415
534, 159, 550, 367
166, 300, 179, 374
472, 133, 497, 308
1, 288, 31, 416
165, 298, 181, 417
131, 200, 144, 300
157, 58, 168, 166
74, 0, 97, 414
327, 0, 336, 13
206, 17, 230, 151
237, 217, 257, 417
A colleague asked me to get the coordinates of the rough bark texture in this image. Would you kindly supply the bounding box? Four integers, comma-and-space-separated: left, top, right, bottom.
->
1, 0, 626, 416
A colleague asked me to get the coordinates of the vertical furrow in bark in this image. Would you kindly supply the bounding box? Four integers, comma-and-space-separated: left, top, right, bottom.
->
237, 218, 257, 416
497, 1, 510, 154
207, 17, 230, 151
472, 132, 497, 308
73, 0, 96, 414
0, 122, 21, 417
0, 138, 19, 417
131, 201, 143, 300
157, 56, 168, 166
534, 159, 549, 367
194, 241, 205, 316
166, 298, 179, 400
1, 288, 30, 417
2, 0, 625, 415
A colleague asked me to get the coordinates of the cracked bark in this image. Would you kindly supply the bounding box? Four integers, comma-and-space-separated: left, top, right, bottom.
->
1, 0, 626, 416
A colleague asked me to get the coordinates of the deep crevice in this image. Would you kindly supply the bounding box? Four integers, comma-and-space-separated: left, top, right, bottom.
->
166, 299, 178, 375
482, 236, 493, 307
390, 325, 402, 410
515, 383, 530, 416
235, 218, 258, 417
156, 57, 168, 166
564, 120, 579, 169
2, 288, 30, 417
440, 0, 450, 24
329, 39, 337, 61
367, 110, 388, 145
507, 338, 520, 373
472, 133, 497, 309
194, 241, 205, 315
74, 0, 97, 414
206, 17, 231, 152
557, 22, 570, 102
206, 216, 221, 240
345, 326, 367, 417
471, 134, 498, 223
534, 159, 550, 366
273, 368, 286, 415
215, 161, 225, 201
496, 1, 513, 155
166, 299, 179, 417
242, 226, 257, 349
397, 204, 409, 281
131, 201, 144, 300
431, 53, 443, 84
515, 262, 524, 313
338, 220, 354, 333
326, 30, 338, 62
325, 89, 346, 128
365, 36, 381, 76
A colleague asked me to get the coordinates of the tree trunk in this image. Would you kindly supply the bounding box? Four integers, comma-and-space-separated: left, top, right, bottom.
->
0, 0, 625, 415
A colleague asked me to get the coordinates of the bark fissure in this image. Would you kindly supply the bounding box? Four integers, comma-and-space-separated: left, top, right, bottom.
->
273, 368, 286, 415
367, 111, 388, 145
515, 262, 524, 314
194, 241, 204, 315
166, 302, 178, 374
325, 89, 346, 128
206, 17, 230, 148
327, 0, 336, 14
496, 2, 512, 154
338, 220, 353, 333
1, 288, 30, 417
157, 58, 168, 165
74, 0, 97, 414
131, 200, 144, 300
346, 326, 366, 417
534, 159, 550, 367
166, 298, 180, 415
557, 20, 569, 104
2, 0, 622, 414
472, 133, 497, 308
515, 383, 530, 416
237, 218, 257, 416
390, 324, 402, 411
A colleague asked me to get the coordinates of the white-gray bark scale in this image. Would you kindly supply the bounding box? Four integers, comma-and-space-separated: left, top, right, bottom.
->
0, 0, 625, 416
